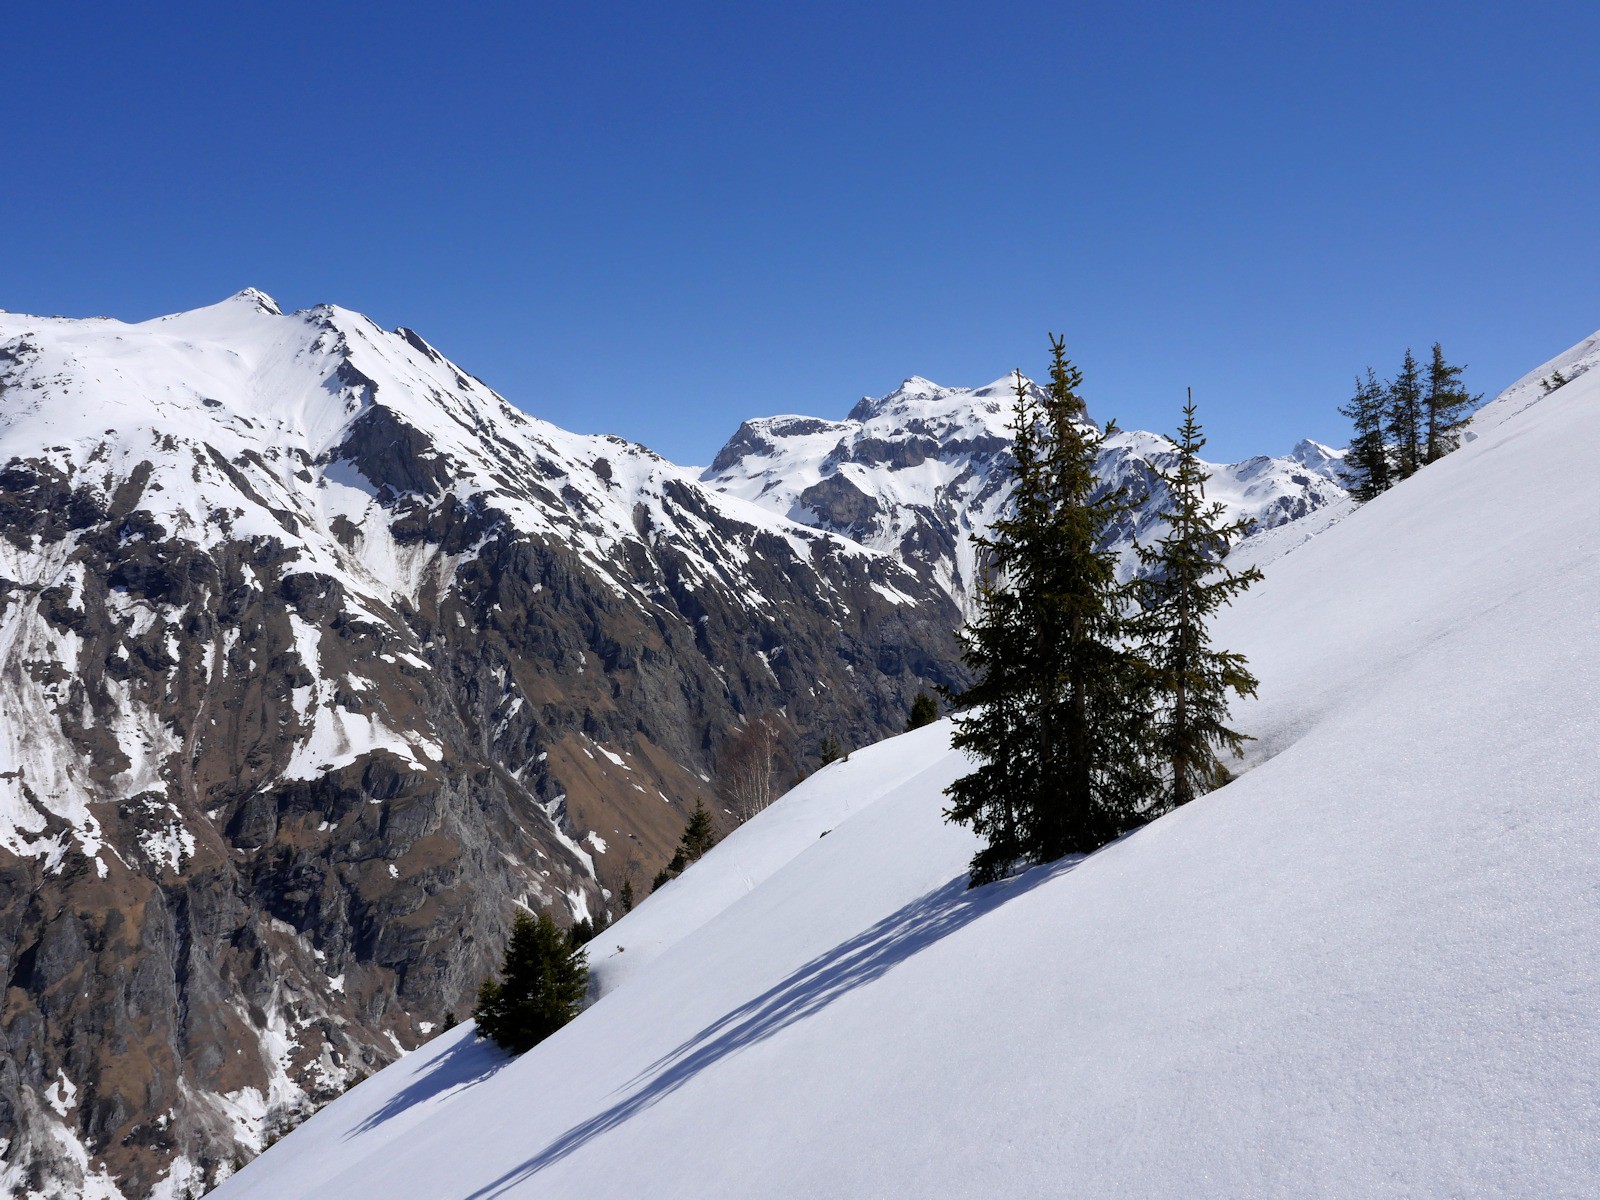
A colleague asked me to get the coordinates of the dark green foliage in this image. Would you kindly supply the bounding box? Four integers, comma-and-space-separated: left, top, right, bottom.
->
681, 800, 717, 859
651, 799, 718, 891
1386, 348, 1424, 479
817, 734, 842, 766
565, 909, 610, 950
1542, 369, 1569, 393
1423, 343, 1480, 464
441, 1011, 457, 1032
1338, 368, 1392, 502
1134, 394, 1262, 811
906, 691, 940, 731
944, 338, 1158, 884
620, 879, 635, 913
472, 911, 588, 1054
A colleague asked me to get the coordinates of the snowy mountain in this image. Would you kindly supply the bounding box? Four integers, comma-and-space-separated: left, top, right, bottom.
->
702, 374, 1352, 606
0, 292, 966, 1198
215, 334, 1599, 1198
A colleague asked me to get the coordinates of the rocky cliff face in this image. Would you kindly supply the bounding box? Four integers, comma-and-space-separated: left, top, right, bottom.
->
702, 374, 1353, 607
0, 293, 964, 1198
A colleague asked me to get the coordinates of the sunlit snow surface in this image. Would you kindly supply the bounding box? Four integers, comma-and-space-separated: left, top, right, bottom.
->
216, 355, 1599, 1195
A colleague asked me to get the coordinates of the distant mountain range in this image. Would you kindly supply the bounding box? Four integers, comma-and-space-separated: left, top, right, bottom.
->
0, 290, 1363, 1197
703, 372, 1352, 606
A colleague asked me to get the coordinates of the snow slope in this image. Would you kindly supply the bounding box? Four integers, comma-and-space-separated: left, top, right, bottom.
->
215, 349, 1599, 1198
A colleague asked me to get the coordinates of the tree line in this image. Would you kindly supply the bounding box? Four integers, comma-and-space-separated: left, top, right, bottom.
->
1339, 344, 1479, 502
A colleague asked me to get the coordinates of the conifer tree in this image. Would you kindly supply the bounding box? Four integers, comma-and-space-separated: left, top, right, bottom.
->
619, 879, 635, 913
650, 799, 718, 891
1423, 342, 1479, 463
906, 691, 940, 731
817, 734, 842, 767
1386, 349, 1424, 479
680, 799, 717, 860
945, 338, 1156, 883
472, 910, 588, 1054
1134, 393, 1262, 811
1338, 368, 1392, 501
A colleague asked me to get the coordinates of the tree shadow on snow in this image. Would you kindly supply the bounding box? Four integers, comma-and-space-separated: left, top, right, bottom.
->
346, 1030, 511, 1140
463, 856, 1079, 1198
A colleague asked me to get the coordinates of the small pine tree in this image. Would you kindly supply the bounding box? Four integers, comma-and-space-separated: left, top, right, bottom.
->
906, 692, 939, 731
1134, 393, 1262, 811
1338, 368, 1392, 501
1542, 369, 1569, 393
681, 800, 717, 859
619, 878, 635, 913
651, 800, 718, 891
472, 911, 588, 1054
817, 734, 842, 766
1423, 342, 1479, 463
1386, 348, 1424, 480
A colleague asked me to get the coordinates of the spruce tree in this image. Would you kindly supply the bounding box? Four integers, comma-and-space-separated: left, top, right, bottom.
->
1134, 393, 1262, 812
472, 910, 588, 1054
1386, 348, 1424, 479
817, 734, 842, 767
906, 691, 939, 731
945, 338, 1156, 883
1423, 342, 1479, 463
680, 799, 717, 860
650, 800, 718, 891
620, 878, 635, 913
1338, 368, 1392, 501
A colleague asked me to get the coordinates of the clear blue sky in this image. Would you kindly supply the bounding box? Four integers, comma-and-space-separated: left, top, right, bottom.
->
4, 2, 1595, 464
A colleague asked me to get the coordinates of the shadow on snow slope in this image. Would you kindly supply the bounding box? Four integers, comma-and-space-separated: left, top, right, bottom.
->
346, 1032, 512, 1141
464, 854, 1080, 1198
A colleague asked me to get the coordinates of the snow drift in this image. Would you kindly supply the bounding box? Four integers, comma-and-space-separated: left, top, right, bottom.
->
216, 344, 1600, 1199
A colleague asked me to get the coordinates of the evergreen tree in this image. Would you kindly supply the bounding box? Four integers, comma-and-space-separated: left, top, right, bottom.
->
650, 800, 718, 891
619, 878, 635, 913
681, 799, 717, 860
945, 338, 1156, 883
472, 910, 588, 1054
1134, 394, 1262, 812
1423, 342, 1479, 463
906, 691, 940, 731
1386, 348, 1424, 479
817, 733, 842, 766
1338, 368, 1392, 501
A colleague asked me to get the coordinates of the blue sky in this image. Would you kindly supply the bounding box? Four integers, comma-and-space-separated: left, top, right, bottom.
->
4, 2, 1595, 464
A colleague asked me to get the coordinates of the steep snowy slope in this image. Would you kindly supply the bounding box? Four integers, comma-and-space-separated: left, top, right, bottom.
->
0, 293, 966, 1197
703, 374, 1350, 604
216, 347, 1599, 1196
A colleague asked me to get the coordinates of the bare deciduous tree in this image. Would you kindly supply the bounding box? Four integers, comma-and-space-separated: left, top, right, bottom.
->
718, 711, 781, 823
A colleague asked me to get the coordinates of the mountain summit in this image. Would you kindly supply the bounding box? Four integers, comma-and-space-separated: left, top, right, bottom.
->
0, 294, 963, 1197
704, 374, 1351, 606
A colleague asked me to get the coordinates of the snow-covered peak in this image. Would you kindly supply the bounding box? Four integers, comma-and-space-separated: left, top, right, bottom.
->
705, 371, 1350, 606
231, 286, 283, 315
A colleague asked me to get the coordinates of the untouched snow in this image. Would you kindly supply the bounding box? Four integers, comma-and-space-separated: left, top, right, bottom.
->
215, 349, 1600, 1196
